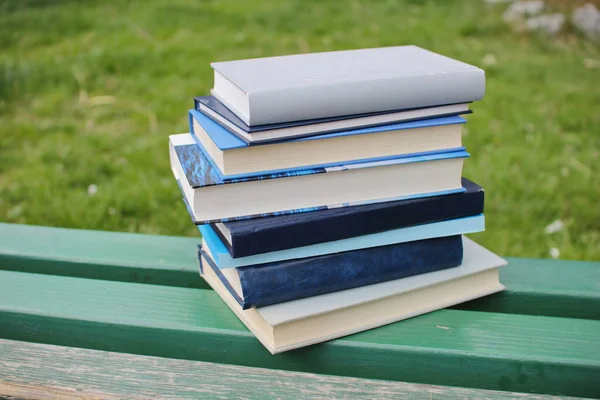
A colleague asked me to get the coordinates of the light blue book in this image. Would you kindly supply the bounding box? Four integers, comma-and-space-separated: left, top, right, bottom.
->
189, 108, 466, 179
199, 214, 485, 269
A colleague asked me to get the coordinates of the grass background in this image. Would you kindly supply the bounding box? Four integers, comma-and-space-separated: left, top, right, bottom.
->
1, 0, 598, 260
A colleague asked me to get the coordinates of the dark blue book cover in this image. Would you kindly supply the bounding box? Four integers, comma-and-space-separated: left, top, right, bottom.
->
199, 234, 463, 309
213, 178, 484, 258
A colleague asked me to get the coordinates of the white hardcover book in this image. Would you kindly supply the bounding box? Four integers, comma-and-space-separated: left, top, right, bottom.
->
169, 133, 468, 223
211, 46, 485, 126
200, 236, 506, 354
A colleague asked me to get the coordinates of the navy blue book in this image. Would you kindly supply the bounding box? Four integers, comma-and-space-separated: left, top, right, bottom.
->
212, 178, 484, 258
199, 234, 463, 309
194, 95, 471, 144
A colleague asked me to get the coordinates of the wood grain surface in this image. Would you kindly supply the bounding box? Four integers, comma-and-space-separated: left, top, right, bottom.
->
0, 339, 587, 400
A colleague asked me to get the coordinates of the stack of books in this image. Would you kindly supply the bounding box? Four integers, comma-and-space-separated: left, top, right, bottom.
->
169, 46, 507, 354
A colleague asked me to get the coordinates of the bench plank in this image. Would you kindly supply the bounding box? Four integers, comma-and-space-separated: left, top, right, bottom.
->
1, 223, 599, 319
0, 223, 201, 288
0, 339, 585, 400
0, 270, 598, 397
453, 257, 600, 319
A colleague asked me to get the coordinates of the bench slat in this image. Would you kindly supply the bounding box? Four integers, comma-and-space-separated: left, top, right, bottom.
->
1, 223, 599, 319
0, 339, 586, 400
453, 257, 600, 319
0, 222, 201, 288
0, 269, 598, 397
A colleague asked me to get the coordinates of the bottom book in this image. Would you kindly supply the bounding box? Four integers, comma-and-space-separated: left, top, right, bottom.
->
199, 236, 506, 354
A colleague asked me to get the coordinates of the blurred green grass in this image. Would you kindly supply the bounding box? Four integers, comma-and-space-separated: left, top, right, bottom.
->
1, 0, 598, 260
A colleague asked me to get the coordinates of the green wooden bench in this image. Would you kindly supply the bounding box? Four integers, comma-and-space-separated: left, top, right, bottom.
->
1, 222, 599, 399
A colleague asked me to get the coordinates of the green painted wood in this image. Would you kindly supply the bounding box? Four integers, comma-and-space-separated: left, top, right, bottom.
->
453, 257, 600, 319
0, 339, 586, 400
0, 270, 598, 397
0, 222, 204, 289
2, 223, 599, 320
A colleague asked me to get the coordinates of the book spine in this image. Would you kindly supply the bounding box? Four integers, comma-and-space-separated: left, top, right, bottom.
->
229, 183, 483, 257
196, 244, 204, 275
247, 71, 485, 125
237, 235, 463, 309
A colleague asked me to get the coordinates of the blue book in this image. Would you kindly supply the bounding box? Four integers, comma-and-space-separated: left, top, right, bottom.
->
213, 178, 484, 257
201, 214, 484, 269
170, 133, 468, 223
194, 95, 471, 144
189, 108, 466, 179
199, 234, 464, 309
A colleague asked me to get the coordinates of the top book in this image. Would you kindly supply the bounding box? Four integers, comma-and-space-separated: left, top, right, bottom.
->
211, 45, 485, 126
